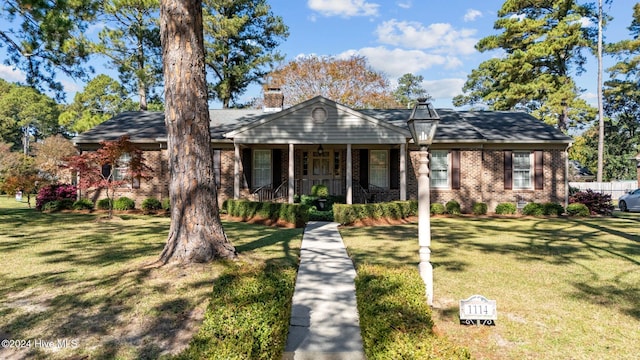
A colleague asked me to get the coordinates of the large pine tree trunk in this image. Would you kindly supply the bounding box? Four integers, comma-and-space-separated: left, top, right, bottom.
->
159, 0, 236, 263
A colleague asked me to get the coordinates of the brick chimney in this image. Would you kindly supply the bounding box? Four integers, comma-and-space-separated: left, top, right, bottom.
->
263, 86, 284, 112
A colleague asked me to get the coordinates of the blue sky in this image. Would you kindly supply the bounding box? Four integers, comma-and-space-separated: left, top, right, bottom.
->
0, 0, 635, 109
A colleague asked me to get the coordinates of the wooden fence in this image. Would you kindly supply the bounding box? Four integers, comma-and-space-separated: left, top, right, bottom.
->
569, 180, 638, 199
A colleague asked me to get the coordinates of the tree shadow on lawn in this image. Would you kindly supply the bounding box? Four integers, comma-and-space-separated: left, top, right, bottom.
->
0, 211, 217, 359
431, 217, 640, 321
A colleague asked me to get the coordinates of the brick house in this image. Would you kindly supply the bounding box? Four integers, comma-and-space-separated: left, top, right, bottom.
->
73, 95, 573, 212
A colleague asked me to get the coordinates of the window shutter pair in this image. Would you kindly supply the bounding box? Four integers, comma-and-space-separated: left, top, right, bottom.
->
504, 150, 543, 190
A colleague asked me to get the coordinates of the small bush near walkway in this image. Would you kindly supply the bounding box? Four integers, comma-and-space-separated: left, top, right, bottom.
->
570, 189, 614, 215
356, 264, 471, 359
176, 262, 296, 360
224, 199, 309, 227
334, 200, 418, 225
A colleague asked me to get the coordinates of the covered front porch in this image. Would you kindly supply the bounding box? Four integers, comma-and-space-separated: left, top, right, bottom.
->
224, 96, 413, 205
231, 144, 408, 204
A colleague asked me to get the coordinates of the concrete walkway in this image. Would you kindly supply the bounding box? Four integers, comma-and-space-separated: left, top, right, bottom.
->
283, 221, 365, 360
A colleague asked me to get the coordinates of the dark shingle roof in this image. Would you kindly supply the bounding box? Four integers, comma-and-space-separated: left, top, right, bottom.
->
359, 108, 572, 143
74, 106, 571, 146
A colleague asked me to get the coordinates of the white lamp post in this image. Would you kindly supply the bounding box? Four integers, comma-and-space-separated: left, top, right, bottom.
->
407, 98, 440, 306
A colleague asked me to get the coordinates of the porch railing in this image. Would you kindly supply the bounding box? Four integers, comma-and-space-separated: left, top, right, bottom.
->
251, 181, 288, 202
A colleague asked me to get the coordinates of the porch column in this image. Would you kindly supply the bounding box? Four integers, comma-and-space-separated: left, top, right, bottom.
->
234, 144, 240, 199
346, 144, 353, 204
289, 143, 295, 203
400, 142, 407, 200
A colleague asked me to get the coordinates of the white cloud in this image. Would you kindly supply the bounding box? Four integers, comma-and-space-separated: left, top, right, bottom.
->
375, 20, 478, 55
339, 46, 460, 78
422, 78, 466, 101
308, 0, 380, 17
463, 9, 483, 22
0, 64, 25, 83
396, 0, 412, 9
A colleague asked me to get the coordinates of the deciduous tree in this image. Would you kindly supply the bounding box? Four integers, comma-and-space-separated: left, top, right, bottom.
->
0, 148, 39, 207
159, 0, 237, 263
59, 74, 138, 133
453, 0, 598, 132
0, 83, 61, 154
203, 0, 288, 108
32, 135, 78, 182
268, 55, 401, 109
67, 136, 150, 218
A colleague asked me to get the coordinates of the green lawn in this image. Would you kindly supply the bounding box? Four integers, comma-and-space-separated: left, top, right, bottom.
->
0, 196, 303, 359
340, 214, 640, 360
3, 194, 639, 359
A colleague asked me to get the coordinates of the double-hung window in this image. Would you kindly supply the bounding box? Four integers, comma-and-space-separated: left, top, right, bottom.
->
253, 150, 271, 188
513, 152, 532, 189
370, 150, 389, 188
430, 150, 449, 188
113, 153, 131, 181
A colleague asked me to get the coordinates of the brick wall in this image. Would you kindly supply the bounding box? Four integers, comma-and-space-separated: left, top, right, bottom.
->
82, 145, 567, 213
408, 148, 567, 213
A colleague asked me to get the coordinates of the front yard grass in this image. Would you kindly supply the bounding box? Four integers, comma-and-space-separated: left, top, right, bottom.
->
340, 214, 640, 360
0, 196, 303, 359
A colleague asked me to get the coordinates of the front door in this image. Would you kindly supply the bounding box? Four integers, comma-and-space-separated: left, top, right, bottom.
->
302, 149, 343, 195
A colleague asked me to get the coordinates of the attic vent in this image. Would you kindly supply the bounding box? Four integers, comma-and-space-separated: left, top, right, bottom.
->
311, 106, 328, 123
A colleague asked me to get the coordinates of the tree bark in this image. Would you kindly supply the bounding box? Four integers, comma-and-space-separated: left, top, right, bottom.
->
159, 0, 236, 263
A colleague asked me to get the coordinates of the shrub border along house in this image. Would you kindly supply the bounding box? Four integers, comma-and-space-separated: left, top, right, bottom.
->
223, 199, 309, 228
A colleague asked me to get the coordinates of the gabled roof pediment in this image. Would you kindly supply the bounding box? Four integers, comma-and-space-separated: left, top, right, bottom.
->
225, 96, 411, 144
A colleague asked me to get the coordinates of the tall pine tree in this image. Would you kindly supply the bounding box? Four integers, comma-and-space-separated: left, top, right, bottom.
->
453, 0, 598, 132
203, 0, 289, 108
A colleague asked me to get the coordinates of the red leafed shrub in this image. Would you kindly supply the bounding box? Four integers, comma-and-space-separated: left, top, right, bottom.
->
36, 184, 77, 210
569, 189, 613, 215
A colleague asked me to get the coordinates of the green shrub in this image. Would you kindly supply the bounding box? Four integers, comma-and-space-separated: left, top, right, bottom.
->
177, 262, 296, 360
310, 184, 329, 198
522, 202, 544, 216
42, 199, 74, 212
472, 202, 488, 215
162, 198, 170, 211
445, 200, 461, 215
430, 203, 445, 215
97, 198, 112, 210
356, 264, 471, 359
495, 202, 517, 215
566, 203, 590, 216
224, 199, 309, 227
308, 208, 334, 221
542, 202, 564, 216
141, 198, 162, 211
113, 196, 135, 211
72, 199, 94, 210
334, 201, 418, 225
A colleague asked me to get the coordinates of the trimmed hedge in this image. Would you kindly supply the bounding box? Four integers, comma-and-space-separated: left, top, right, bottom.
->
334, 201, 418, 225
356, 264, 471, 359
495, 202, 517, 215
566, 203, 590, 216
97, 198, 112, 210
113, 196, 135, 211
445, 200, 461, 215
224, 199, 309, 227
472, 202, 488, 215
430, 203, 445, 215
141, 198, 162, 211
73, 199, 94, 210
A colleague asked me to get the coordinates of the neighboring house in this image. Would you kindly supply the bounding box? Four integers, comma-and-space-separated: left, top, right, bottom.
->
568, 160, 595, 182
73, 94, 573, 212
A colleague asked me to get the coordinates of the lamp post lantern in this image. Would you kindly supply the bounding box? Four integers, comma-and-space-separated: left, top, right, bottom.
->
407, 98, 440, 306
